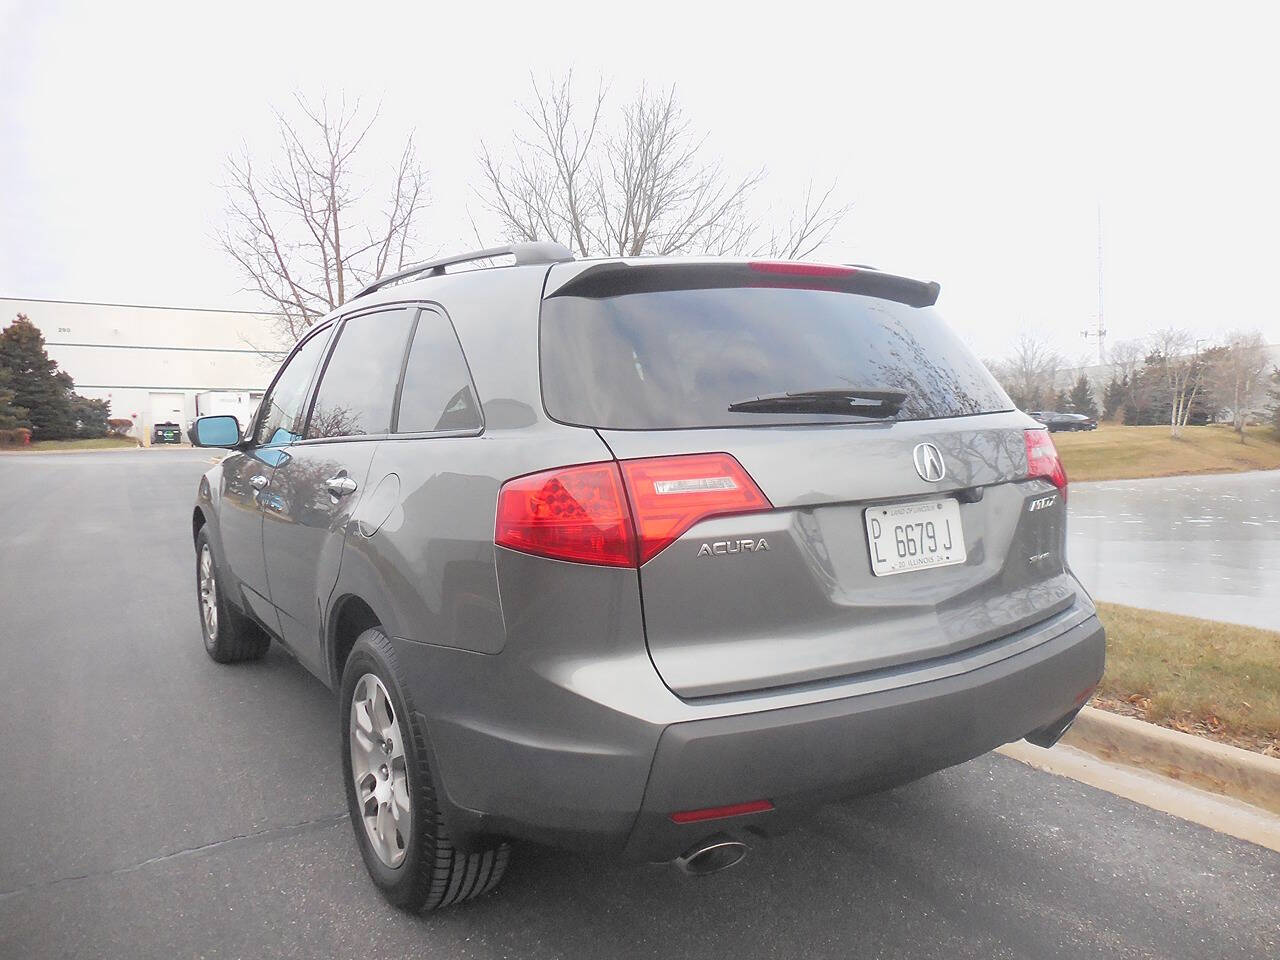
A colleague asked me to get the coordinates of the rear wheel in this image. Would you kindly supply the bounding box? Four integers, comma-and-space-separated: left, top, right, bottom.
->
194, 527, 270, 663
340, 628, 510, 911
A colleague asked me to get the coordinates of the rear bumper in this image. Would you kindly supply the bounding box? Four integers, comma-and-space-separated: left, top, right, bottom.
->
623, 613, 1104, 860
402, 611, 1104, 862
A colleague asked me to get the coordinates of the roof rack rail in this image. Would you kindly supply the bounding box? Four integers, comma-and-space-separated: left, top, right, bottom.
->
352, 241, 574, 300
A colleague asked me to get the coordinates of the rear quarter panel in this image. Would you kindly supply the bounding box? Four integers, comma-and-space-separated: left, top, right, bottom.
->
335, 422, 614, 655
326, 264, 620, 660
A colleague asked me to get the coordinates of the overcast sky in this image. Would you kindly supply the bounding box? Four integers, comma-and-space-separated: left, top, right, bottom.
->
3, 0, 1278, 361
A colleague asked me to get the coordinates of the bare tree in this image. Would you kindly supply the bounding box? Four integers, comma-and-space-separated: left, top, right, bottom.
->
989, 333, 1065, 411
477, 73, 850, 259
1107, 338, 1147, 416
760, 181, 857, 260
219, 94, 428, 346
1206, 330, 1271, 439
1148, 328, 1203, 438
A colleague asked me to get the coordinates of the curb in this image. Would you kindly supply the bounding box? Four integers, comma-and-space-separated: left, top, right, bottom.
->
0, 444, 187, 455
1060, 705, 1280, 815
0, 448, 142, 455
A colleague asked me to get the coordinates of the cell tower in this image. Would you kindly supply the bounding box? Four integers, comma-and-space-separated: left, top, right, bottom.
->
1081, 203, 1107, 365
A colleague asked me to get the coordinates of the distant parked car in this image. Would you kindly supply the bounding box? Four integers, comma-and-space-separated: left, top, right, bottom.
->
152, 421, 182, 444
1029, 411, 1097, 432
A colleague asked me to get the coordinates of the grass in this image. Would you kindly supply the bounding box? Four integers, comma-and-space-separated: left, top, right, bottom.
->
22, 436, 140, 451
1052, 422, 1280, 482
1095, 602, 1280, 755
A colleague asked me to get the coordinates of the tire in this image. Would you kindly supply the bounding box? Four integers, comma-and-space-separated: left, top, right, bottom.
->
195, 527, 270, 663
340, 628, 510, 911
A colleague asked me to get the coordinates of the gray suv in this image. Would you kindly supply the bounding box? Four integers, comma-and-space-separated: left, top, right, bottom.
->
190, 243, 1104, 910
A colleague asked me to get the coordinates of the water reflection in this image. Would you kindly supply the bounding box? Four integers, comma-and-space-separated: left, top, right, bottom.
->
1067, 470, 1280, 630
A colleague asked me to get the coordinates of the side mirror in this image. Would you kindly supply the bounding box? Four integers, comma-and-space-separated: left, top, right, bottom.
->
192, 415, 243, 448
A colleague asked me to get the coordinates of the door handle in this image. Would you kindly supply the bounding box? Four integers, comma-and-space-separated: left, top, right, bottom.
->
249, 475, 269, 490
326, 476, 358, 498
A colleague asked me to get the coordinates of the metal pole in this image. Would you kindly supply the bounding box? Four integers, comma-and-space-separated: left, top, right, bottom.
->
1096, 203, 1106, 366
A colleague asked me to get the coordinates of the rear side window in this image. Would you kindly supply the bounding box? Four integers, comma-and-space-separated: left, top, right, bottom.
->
541, 287, 1012, 429
306, 309, 414, 439
395, 310, 482, 434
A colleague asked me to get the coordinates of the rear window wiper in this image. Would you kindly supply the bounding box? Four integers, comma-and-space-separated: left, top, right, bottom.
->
727, 388, 908, 417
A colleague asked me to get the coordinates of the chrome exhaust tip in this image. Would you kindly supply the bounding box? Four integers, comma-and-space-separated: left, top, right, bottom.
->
674, 834, 749, 876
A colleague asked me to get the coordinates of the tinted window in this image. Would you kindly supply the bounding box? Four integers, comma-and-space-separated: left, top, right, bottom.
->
395, 310, 482, 434
307, 309, 414, 439
541, 288, 1012, 429
254, 326, 333, 446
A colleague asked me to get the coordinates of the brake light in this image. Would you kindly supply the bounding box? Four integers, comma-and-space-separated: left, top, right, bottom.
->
495, 454, 771, 567
495, 462, 636, 567
1025, 428, 1067, 491
748, 260, 855, 278
619, 453, 771, 564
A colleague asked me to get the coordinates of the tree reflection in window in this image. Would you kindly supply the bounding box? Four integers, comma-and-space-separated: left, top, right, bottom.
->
541, 288, 1014, 431
305, 309, 414, 439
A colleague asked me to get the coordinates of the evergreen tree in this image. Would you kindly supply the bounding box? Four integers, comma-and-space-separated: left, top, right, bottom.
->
1102, 375, 1126, 420
0, 314, 77, 439
1068, 373, 1100, 418
1053, 388, 1070, 412
1131, 353, 1170, 425
70, 394, 111, 437
0, 367, 30, 430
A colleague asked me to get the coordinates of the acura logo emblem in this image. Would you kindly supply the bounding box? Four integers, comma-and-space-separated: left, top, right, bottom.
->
912, 442, 946, 482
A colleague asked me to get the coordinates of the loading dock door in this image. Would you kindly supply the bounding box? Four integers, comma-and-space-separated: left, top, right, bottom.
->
149, 392, 185, 429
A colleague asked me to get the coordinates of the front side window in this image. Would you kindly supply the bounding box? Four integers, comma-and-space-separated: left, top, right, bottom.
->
253, 325, 333, 447
395, 310, 482, 434
306, 309, 415, 439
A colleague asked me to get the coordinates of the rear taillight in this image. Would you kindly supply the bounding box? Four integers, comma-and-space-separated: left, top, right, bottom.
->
495, 462, 636, 567
495, 453, 771, 567
1025, 428, 1068, 491
619, 453, 772, 564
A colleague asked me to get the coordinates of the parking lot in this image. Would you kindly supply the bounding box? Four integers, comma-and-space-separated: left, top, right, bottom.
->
1, 450, 1278, 959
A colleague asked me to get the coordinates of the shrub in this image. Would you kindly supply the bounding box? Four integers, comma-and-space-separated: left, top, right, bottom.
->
0, 427, 32, 447
107, 418, 134, 437
71, 395, 111, 437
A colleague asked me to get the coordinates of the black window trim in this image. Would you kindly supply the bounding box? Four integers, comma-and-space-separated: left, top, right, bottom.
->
389, 303, 486, 440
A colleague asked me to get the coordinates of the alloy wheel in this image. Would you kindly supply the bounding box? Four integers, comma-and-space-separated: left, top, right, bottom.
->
198, 544, 218, 640
349, 673, 412, 868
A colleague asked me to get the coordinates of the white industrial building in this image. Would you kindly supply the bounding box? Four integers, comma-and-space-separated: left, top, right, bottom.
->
0, 297, 286, 442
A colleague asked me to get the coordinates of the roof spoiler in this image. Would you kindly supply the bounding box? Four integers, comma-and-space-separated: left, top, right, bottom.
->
544, 260, 940, 308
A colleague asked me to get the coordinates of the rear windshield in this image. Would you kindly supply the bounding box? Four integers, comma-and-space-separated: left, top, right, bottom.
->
540, 286, 1013, 430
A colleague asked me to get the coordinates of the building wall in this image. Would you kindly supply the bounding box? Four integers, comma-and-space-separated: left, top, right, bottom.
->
1, 297, 287, 439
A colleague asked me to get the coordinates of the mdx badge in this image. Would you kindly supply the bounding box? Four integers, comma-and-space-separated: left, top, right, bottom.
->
697, 538, 770, 558
912, 442, 946, 482
1028, 494, 1058, 512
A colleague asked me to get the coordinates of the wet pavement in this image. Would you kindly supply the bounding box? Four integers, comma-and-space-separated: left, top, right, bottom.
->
3, 453, 1279, 958
1068, 470, 1280, 630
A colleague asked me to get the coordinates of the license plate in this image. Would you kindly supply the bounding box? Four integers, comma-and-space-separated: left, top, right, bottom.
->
864, 498, 966, 577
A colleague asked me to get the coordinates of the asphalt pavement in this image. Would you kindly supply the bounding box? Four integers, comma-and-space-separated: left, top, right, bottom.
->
1, 449, 1277, 960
